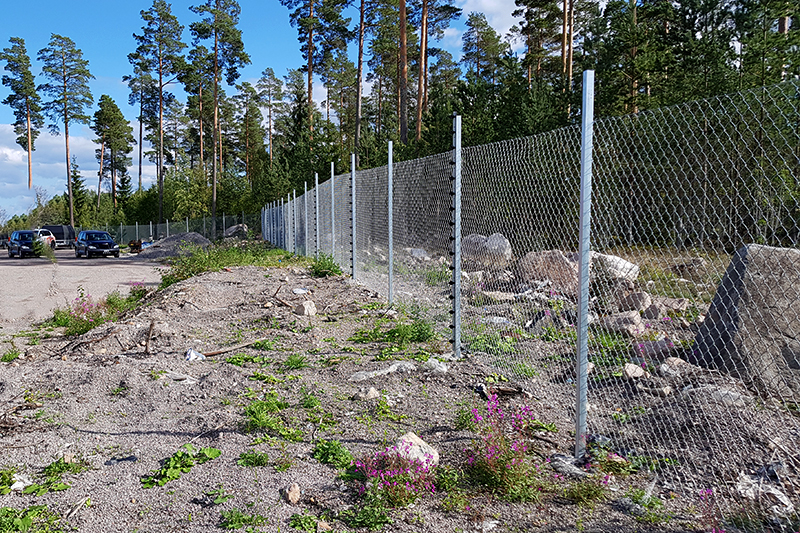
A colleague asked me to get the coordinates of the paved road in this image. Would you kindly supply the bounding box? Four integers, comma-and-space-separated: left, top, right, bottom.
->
0, 248, 163, 328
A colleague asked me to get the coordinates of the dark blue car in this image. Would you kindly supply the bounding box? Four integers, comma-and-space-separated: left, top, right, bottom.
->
74, 230, 120, 258
7, 230, 37, 258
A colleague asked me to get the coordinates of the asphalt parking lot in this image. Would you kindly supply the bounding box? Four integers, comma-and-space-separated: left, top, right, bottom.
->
0, 248, 163, 327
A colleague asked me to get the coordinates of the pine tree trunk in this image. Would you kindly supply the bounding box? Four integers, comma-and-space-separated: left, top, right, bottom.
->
159, 54, 165, 224
354, 0, 365, 165
138, 94, 143, 191
377, 75, 382, 136
111, 147, 117, 210
25, 98, 32, 189
211, 15, 220, 240
415, 0, 428, 142
268, 86, 273, 166
97, 138, 105, 211
399, 0, 408, 144
307, 0, 315, 136
199, 81, 205, 174
63, 79, 75, 228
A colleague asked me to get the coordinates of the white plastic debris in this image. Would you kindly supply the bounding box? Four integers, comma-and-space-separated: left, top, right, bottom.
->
292, 287, 309, 295
185, 348, 206, 361
736, 471, 795, 517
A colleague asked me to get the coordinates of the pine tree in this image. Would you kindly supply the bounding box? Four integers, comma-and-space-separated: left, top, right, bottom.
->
133, 0, 186, 223
1, 37, 44, 190
190, 0, 250, 238
91, 95, 135, 211
462, 13, 509, 83
257, 67, 286, 166
37, 34, 94, 228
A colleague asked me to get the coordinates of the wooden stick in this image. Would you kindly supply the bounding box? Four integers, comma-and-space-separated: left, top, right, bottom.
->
69, 328, 120, 352
201, 336, 274, 357
144, 321, 155, 355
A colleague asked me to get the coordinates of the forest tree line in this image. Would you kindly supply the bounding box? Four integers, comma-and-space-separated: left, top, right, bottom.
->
0, 0, 796, 234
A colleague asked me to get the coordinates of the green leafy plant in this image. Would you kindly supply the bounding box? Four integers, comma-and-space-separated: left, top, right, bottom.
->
206, 485, 234, 505
226, 353, 271, 367
312, 439, 354, 470
0, 468, 16, 495
627, 487, 669, 523
288, 511, 317, 532
424, 263, 451, 286
309, 253, 343, 277
236, 451, 270, 467
374, 397, 406, 422
466, 332, 516, 355
22, 457, 90, 496
248, 371, 284, 383
243, 395, 303, 442
339, 500, 392, 531
1, 348, 20, 363
219, 508, 268, 529
299, 388, 321, 408
0, 505, 65, 532
141, 444, 221, 488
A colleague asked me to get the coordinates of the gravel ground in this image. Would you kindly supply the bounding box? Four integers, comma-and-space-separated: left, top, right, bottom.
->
0, 247, 794, 532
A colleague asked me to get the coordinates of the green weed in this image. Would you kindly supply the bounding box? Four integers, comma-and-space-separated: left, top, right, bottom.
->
424, 263, 451, 286
312, 439, 354, 470
50, 286, 149, 336
219, 508, 268, 529
288, 511, 317, 532
309, 253, 343, 277
466, 332, 516, 355
564, 478, 607, 508
282, 353, 310, 371
141, 444, 221, 488
236, 450, 270, 467
0, 505, 65, 532
225, 353, 271, 367
1, 348, 20, 363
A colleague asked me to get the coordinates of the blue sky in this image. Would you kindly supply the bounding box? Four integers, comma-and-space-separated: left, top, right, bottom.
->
0, 0, 520, 220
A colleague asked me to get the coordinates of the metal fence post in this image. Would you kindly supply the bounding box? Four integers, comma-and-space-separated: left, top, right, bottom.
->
150, 221, 153, 240
351, 153, 357, 281
304, 181, 308, 256
388, 141, 394, 305
450, 114, 462, 360
575, 70, 595, 460
293, 189, 298, 254
203, 216, 206, 238
331, 165, 335, 260
315, 173, 320, 258
166, 219, 170, 238
186, 217, 189, 233
286, 194, 290, 252
136, 222, 139, 241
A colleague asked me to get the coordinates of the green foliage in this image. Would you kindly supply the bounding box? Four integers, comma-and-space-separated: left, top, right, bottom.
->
564, 478, 608, 508
299, 388, 321, 408
282, 353, 310, 371
374, 397, 406, 422
225, 353, 271, 367
206, 485, 234, 505
50, 286, 148, 336
0, 505, 65, 533
626, 487, 670, 523
236, 450, 270, 467
218, 508, 268, 530
288, 511, 317, 532
1, 348, 20, 363
243, 394, 303, 441
141, 444, 221, 488
309, 253, 343, 277
339, 500, 392, 531
424, 263, 451, 286
21, 457, 89, 497
159, 242, 300, 289
466, 332, 516, 355
312, 439, 353, 470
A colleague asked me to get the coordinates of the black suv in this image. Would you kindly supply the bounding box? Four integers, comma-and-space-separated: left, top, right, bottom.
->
7, 230, 38, 258
75, 230, 120, 258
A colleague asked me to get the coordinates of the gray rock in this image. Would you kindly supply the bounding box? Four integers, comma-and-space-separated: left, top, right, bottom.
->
549, 454, 588, 478
352, 387, 380, 401
591, 252, 640, 282
624, 362, 647, 380
601, 311, 647, 337
422, 358, 448, 374
658, 356, 695, 378
612, 497, 648, 517
636, 383, 673, 397
462, 233, 513, 270
396, 432, 439, 466
349, 361, 417, 382
619, 291, 652, 312
409, 248, 430, 260
642, 296, 691, 319
293, 301, 317, 316
223, 223, 248, 238
682, 385, 751, 408
517, 250, 579, 298
694, 245, 800, 399
634, 339, 675, 358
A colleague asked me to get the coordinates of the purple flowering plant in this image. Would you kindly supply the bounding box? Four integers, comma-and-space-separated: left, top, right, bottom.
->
464, 394, 546, 502
352, 440, 437, 508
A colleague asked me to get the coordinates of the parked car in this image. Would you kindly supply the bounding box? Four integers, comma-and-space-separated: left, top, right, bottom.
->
42, 224, 75, 248
74, 230, 120, 258
7, 230, 39, 258
33, 228, 56, 249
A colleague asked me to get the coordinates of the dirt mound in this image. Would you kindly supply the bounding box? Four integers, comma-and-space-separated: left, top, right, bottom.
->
136, 232, 212, 260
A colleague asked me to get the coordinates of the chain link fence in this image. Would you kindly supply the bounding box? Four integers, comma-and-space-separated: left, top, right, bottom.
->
265, 78, 800, 529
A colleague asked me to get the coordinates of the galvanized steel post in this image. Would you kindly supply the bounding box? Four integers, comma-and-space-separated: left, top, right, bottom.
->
575, 70, 595, 460
315, 173, 320, 258
351, 153, 357, 281
388, 141, 394, 305
331, 164, 335, 260
451, 114, 462, 360
293, 189, 298, 254
304, 181, 308, 256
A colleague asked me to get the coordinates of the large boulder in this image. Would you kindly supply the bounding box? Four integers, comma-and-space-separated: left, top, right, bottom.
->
462, 233, 513, 270
694, 245, 800, 399
517, 250, 578, 297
